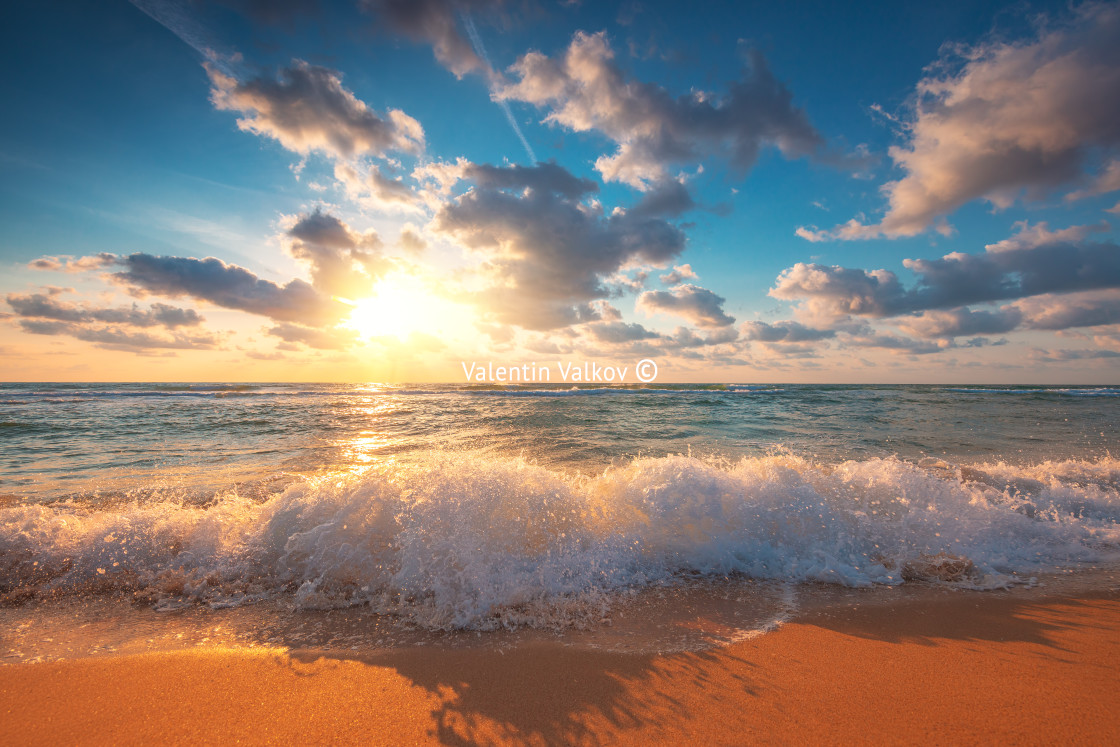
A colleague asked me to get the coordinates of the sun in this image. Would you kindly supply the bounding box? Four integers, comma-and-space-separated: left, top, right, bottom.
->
339, 274, 474, 341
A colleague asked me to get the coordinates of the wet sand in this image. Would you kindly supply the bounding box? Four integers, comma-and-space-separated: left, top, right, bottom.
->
3, 587, 1120, 745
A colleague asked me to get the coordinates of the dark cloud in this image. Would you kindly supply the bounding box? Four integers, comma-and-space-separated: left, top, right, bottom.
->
464, 161, 598, 199
433, 161, 686, 330
498, 31, 826, 188
661, 325, 739, 348
629, 179, 696, 219
206, 59, 424, 159
842, 332, 944, 356
112, 253, 341, 326
360, 0, 505, 78
586, 320, 661, 343
895, 307, 1022, 339
6, 293, 204, 328
285, 210, 390, 299
7, 286, 219, 353
772, 229, 1120, 326
17, 319, 221, 352
637, 284, 735, 327
740, 320, 835, 343
1031, 347, 1120, 362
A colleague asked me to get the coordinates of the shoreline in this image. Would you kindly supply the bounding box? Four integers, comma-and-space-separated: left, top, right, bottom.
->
4, 584, 1119, 744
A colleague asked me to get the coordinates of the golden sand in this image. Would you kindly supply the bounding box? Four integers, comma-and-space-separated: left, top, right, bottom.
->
3, 590, 1119, 745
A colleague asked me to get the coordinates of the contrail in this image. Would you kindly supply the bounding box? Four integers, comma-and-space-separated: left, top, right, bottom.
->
461, 14, 537, 164
128, 0, 235, 75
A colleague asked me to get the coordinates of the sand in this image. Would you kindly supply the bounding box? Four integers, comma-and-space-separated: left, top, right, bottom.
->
3, 589, 1119, 745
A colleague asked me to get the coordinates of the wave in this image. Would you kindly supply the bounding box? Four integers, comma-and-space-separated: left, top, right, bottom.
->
438, 387, 783, 398
10, 389, 328, 401
3, 454, 1118, 630
3, 385, 788, 401
363, 385, 785, 398
5, 385, 1115, 401
946, 387, 1120, 397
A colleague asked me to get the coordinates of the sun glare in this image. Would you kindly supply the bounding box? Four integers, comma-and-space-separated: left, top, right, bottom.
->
341, 275, 473, 342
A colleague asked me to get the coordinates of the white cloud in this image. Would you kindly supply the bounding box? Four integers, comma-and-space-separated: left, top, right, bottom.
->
803, 4, 1120, 239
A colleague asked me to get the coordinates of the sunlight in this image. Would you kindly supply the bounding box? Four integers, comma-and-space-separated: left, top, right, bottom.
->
339, 274, 474, 342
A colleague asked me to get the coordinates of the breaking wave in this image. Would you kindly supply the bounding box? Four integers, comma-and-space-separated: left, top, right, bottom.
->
2, 454, 1118, 630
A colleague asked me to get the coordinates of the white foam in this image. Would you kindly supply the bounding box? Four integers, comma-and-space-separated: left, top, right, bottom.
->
2, 454, 1118, 629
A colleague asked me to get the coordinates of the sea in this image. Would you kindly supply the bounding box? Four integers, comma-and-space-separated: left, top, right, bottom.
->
2, 382, 1119, 659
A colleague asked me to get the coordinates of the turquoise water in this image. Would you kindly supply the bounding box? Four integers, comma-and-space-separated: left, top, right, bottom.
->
2, 382, 1117, 499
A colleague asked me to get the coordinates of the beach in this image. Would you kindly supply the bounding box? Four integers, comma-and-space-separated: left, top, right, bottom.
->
4, 583, 1119, 745
3, 383, 1120, 743
5, 0, 1120, 741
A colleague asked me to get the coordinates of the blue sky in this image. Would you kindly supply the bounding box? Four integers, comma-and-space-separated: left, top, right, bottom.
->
2, 0, 1119, 382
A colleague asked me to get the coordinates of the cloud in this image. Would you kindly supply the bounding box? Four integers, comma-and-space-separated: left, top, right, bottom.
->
465, 160, 599, 199
206, 59, 424, 159
361, 0, 505, 78
1015, 290, 1120, 331
983, 220, 1109, 253
894, 307, 1022, 339
284, 210, 390, 299
7, 287, 219, 352
6, 293, 204, 328
399, 223, 428, 253
661, 325, 739, 349
112, 253, 342, 326
659, 263, 697, 285
16, 319, 221, 352
475, 321, 515, 343
1031, 347, 1120, 362
26, 214, 395, 336
432, 161, 686, 329
740, 320, 835, 342
246, 350, 287, 361
497, 31, 824, 188
411, 158, 600, 208
834, 289, 1120, 341
267, 322, 359, 350
27, 253, 118, 273
770, 263, 905, 324
637, 284, 735, 327
805, 4, 1120, 239
842, 331, 946, 355
1066, 158, 1120, 202
772, 225, 1120, 325
586, 320, 661, 343
412, 156, 472, 196
629, 179, 696, 218
334, 162, 422, 209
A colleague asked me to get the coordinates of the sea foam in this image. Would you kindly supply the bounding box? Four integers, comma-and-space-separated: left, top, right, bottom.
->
2, 454, 1118, 629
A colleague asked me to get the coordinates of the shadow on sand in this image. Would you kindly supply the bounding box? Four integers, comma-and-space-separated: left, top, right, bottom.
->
270, 586, 1120, 745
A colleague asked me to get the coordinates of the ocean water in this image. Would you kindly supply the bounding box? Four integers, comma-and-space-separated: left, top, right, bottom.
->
2, 382, 1120, 646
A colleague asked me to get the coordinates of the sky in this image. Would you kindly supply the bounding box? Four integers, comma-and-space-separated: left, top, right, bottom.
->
2, 0, 1120, 383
